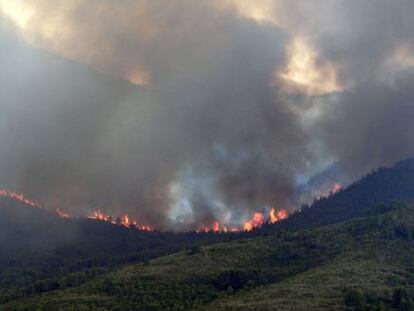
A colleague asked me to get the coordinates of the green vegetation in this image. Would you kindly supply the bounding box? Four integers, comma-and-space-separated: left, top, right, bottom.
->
0, 198, 238, 305
3, 159, 414, 310
274, 158, 414, 232
3, 202, 414, 310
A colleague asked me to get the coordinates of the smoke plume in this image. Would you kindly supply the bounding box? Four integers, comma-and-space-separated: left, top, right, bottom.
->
1, 1, 414, 229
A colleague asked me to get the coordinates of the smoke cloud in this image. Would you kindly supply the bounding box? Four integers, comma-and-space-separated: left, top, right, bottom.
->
0, 1, 414, 229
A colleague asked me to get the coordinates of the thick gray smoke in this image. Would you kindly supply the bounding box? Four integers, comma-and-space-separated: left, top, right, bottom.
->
1, 1, 414, 229
308, 0, 414, 181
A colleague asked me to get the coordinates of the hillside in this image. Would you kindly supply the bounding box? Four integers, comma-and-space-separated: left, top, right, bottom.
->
2, 202, 414, 310
273, 158, 414, 232
0, 198, 238, 300
2, 159, 414, 309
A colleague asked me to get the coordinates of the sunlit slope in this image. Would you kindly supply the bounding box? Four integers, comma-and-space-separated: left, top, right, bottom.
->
4, 202, 414, 310
205, 256, 399, 310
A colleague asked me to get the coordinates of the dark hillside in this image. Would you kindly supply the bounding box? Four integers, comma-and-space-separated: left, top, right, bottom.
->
0, 198, 237, 297
3, 158, 414, 309
3, 202, 414, 310
271, 158, 414, 231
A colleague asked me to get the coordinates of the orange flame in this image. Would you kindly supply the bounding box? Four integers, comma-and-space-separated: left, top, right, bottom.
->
0, 189, 42, 208
198, 208, 289, 233
244, 208, 289, 231
56, 208, 71, 218
121, 214, 130, 227
243, 212, 265, 231
269, 207, 288, 224
199, 221, 221, 233
87, 209, 153, 231
138, 224, 153, 232
0, 189, 289, 233
88, 209, 113, 222
197, 221, 239, 233
316, 182, 343, 200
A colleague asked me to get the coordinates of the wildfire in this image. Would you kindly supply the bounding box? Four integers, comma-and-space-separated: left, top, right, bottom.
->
331, 183, 342, 194
198, 208, 289, 233
0, 188, 288, 233
139, 224, 154, 231
315, 182, 343, 200
0, 189, 42, 208
243, 208, 289, 231
198, 221, 240, 233
269, 207, 288, 224
56, 208, 71, 218
87, 209, 153, 232
88, 209, 113, 222
121, 214, 130, 226
243, 212, 265, 231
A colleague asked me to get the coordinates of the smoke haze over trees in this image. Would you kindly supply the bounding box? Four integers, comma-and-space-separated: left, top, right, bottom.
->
1, 1, 414, 229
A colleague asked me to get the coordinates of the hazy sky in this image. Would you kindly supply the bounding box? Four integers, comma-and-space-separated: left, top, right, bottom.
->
1, 1, 413, 229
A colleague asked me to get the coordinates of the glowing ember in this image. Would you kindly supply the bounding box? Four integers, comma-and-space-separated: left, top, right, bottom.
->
56, 208, 71, 218
0, 189, 42, 208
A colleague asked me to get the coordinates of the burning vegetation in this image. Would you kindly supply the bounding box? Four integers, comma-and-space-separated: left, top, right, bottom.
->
87, 208, 289, 233
87, 210, 154, 232
55, 208, 71, 218
0, 189, 42, 209
0, 188, 295, 233
312, 182, 343, 200
197, 207, 289, 233
243, 208, 288, 231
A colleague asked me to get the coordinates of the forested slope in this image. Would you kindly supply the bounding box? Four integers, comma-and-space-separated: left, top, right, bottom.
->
3, 202, 414, 310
